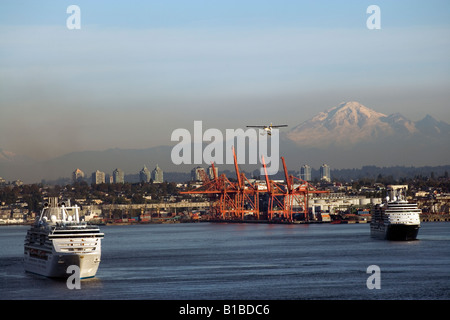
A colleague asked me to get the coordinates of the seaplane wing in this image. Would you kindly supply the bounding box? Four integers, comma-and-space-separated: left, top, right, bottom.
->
246, 124, 288, 128
246, 124, 288, 135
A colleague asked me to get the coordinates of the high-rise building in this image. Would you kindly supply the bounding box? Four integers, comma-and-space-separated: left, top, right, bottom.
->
139, 165, 151, 183
91, 170, 105, 184
300, 165, 311, 181
151, 164, 163, 183
320, 164, 331, 182
13, 179, 23, 186
72, 168, 85, 183
207, 165, 218, 180
191, 167, 206, 182
113, 168, 125, 184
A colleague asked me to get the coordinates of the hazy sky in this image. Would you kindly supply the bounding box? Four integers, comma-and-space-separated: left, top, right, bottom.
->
1, 0, 449, 160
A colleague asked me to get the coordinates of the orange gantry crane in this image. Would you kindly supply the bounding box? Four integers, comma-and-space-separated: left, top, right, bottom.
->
181, 147, 328, 222
261, 156, 329, 222
182, 147, 259, 221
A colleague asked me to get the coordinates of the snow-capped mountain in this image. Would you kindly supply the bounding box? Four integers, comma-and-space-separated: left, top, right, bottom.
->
286, 101, 448, 148
1, 101, 448, 183
415, 114, 450, 137
0, 148, 38, 164
0, 148, 17, 162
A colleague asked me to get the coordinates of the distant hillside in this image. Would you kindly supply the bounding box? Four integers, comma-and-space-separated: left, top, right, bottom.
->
286, 101, 450, 147
281, 101, 450, 169
1, 101, 449, 183
330, 165, 450, 182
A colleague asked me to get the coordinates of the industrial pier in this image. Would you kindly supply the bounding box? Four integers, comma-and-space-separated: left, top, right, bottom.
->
181, 147, 331, 223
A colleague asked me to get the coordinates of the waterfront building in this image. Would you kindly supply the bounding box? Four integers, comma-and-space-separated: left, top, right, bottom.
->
308, 193, 382, 216
72, 168, 85, 183
92, 170, 106, 184
300, 165, 311, 181
320, 164, 331, 182
139, 165, 151, 183
152, 164, 163, 183
113, 168, 125, 184
208, 165, 218, 180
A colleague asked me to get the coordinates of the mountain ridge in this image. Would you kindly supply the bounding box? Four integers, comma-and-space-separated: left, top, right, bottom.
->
286, 101, 449, 147
1, 101, 449, 183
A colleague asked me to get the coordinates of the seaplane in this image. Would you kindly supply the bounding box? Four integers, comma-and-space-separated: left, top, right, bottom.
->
246, 123, 288, 135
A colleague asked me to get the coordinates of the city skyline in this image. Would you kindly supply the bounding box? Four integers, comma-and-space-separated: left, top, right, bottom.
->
69, 165, 164, 184
1, 1, 449, 164
1, 99, 449, 183
65, 161, 332, 185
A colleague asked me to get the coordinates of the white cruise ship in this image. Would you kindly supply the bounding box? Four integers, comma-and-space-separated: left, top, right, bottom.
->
370, 185, 421, 241
24, 197, 104, 278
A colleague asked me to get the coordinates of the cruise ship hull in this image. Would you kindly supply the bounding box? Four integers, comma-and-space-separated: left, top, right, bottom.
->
370, 187, 421, 241
24, 250, 101, 279
24, 198, 104, 279
370, 223, 420, 241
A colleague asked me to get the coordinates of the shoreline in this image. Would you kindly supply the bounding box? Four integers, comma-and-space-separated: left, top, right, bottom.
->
2, 214, 449, 227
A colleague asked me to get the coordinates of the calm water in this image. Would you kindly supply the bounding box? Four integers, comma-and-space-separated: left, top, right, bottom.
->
0, 222, 449, 300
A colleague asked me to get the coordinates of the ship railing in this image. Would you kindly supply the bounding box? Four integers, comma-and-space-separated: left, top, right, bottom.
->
49, 231, 104, 238
55, 238, 100, 252
38, 204, 84, 225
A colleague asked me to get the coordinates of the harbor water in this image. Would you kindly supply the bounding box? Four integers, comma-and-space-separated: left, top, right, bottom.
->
1, 222, 449, 300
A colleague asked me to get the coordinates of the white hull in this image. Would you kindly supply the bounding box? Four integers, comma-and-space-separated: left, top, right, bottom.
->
24, 251, 101, 279
24, 198, 104, 279
370, 187, 421, 241
370, 222, 420, 241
